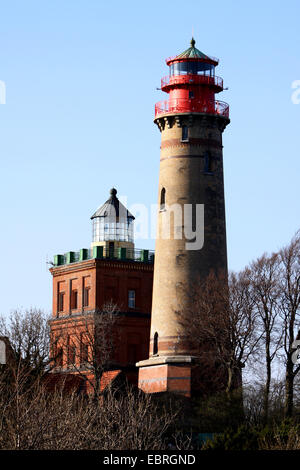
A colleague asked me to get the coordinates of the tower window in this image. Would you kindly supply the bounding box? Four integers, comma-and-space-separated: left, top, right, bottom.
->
58, 292, 64, 313
189, 91, 194, 99
128, 290, 135, 308
182, 125, 189, 141
71, 290, 78, 310
153, 332, 158, 355
160, 187, 166, 210
83, 287, 90, 307
80, 342, 89, 364
204, 152, 213, 173
56, 347, 63, 368
67, 344, 76, 366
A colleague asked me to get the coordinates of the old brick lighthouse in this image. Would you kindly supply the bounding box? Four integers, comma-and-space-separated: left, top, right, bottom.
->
137, 39, 230, 397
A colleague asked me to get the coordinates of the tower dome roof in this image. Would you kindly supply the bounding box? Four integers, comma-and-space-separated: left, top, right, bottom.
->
91, 188, 135, 220
175, 38, 209, 60
166, 38, 218, 65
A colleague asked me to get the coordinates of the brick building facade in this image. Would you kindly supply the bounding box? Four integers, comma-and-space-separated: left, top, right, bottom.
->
49, 189, 154, 391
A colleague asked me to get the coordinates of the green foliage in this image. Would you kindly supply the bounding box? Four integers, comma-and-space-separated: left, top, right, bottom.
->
202, 419, 300, 450
259, 419, 300, 449
190, 390, 244, 433
203, 424, 260, 450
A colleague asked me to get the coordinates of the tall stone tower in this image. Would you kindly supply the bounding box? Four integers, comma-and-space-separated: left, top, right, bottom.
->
137, 39, 230, 397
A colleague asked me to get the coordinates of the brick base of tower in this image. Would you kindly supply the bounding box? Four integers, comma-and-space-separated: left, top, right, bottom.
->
137, 356, 198, 397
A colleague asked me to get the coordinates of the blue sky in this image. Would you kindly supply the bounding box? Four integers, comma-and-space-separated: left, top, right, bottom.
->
0, 0, 299, 316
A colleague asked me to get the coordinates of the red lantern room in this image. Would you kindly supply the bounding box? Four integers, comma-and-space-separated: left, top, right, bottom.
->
155, 38, 229, 118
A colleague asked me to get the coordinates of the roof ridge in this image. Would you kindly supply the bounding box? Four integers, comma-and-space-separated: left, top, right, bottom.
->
91, 188, 135, 220
173, 38, 210, 61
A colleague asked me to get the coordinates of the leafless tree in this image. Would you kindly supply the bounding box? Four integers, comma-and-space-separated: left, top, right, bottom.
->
248, 253, 282, 422
243, 378, 286, 426
0, 308, 51, 385
51, 301, 120, 400
178, 270, 261, 397
278, 230, 300, 417
0, 371, 184, 450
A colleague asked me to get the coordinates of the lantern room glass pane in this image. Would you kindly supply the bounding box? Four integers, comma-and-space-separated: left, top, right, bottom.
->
92, 218, 134, 243
170, 61, 215, 76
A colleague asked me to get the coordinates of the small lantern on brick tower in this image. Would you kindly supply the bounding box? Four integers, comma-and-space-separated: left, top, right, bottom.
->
91, 188, 135, 258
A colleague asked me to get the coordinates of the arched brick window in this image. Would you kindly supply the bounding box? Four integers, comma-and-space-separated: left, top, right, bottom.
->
153, 332, 158, 355
160, 188, 166, 210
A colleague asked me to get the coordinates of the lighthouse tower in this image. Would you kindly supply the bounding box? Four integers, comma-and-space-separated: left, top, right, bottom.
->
137, 39, 230, 397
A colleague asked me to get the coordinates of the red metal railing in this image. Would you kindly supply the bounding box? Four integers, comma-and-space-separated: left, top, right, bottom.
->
161, 74, 223, 89
154, 99, 229, 119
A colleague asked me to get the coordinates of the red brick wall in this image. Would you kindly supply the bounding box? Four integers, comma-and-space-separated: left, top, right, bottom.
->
51, 260, 153, 317
49, 259, 153, 384
138, 363, 192, 397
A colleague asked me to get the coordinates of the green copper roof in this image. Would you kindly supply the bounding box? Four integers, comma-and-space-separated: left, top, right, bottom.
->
174, 38, 210, 61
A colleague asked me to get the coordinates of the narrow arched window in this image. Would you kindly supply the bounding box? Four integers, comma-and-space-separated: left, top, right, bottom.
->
153, 332, 158, 355
160, 187, 166, 210
204, 152, 213, 173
